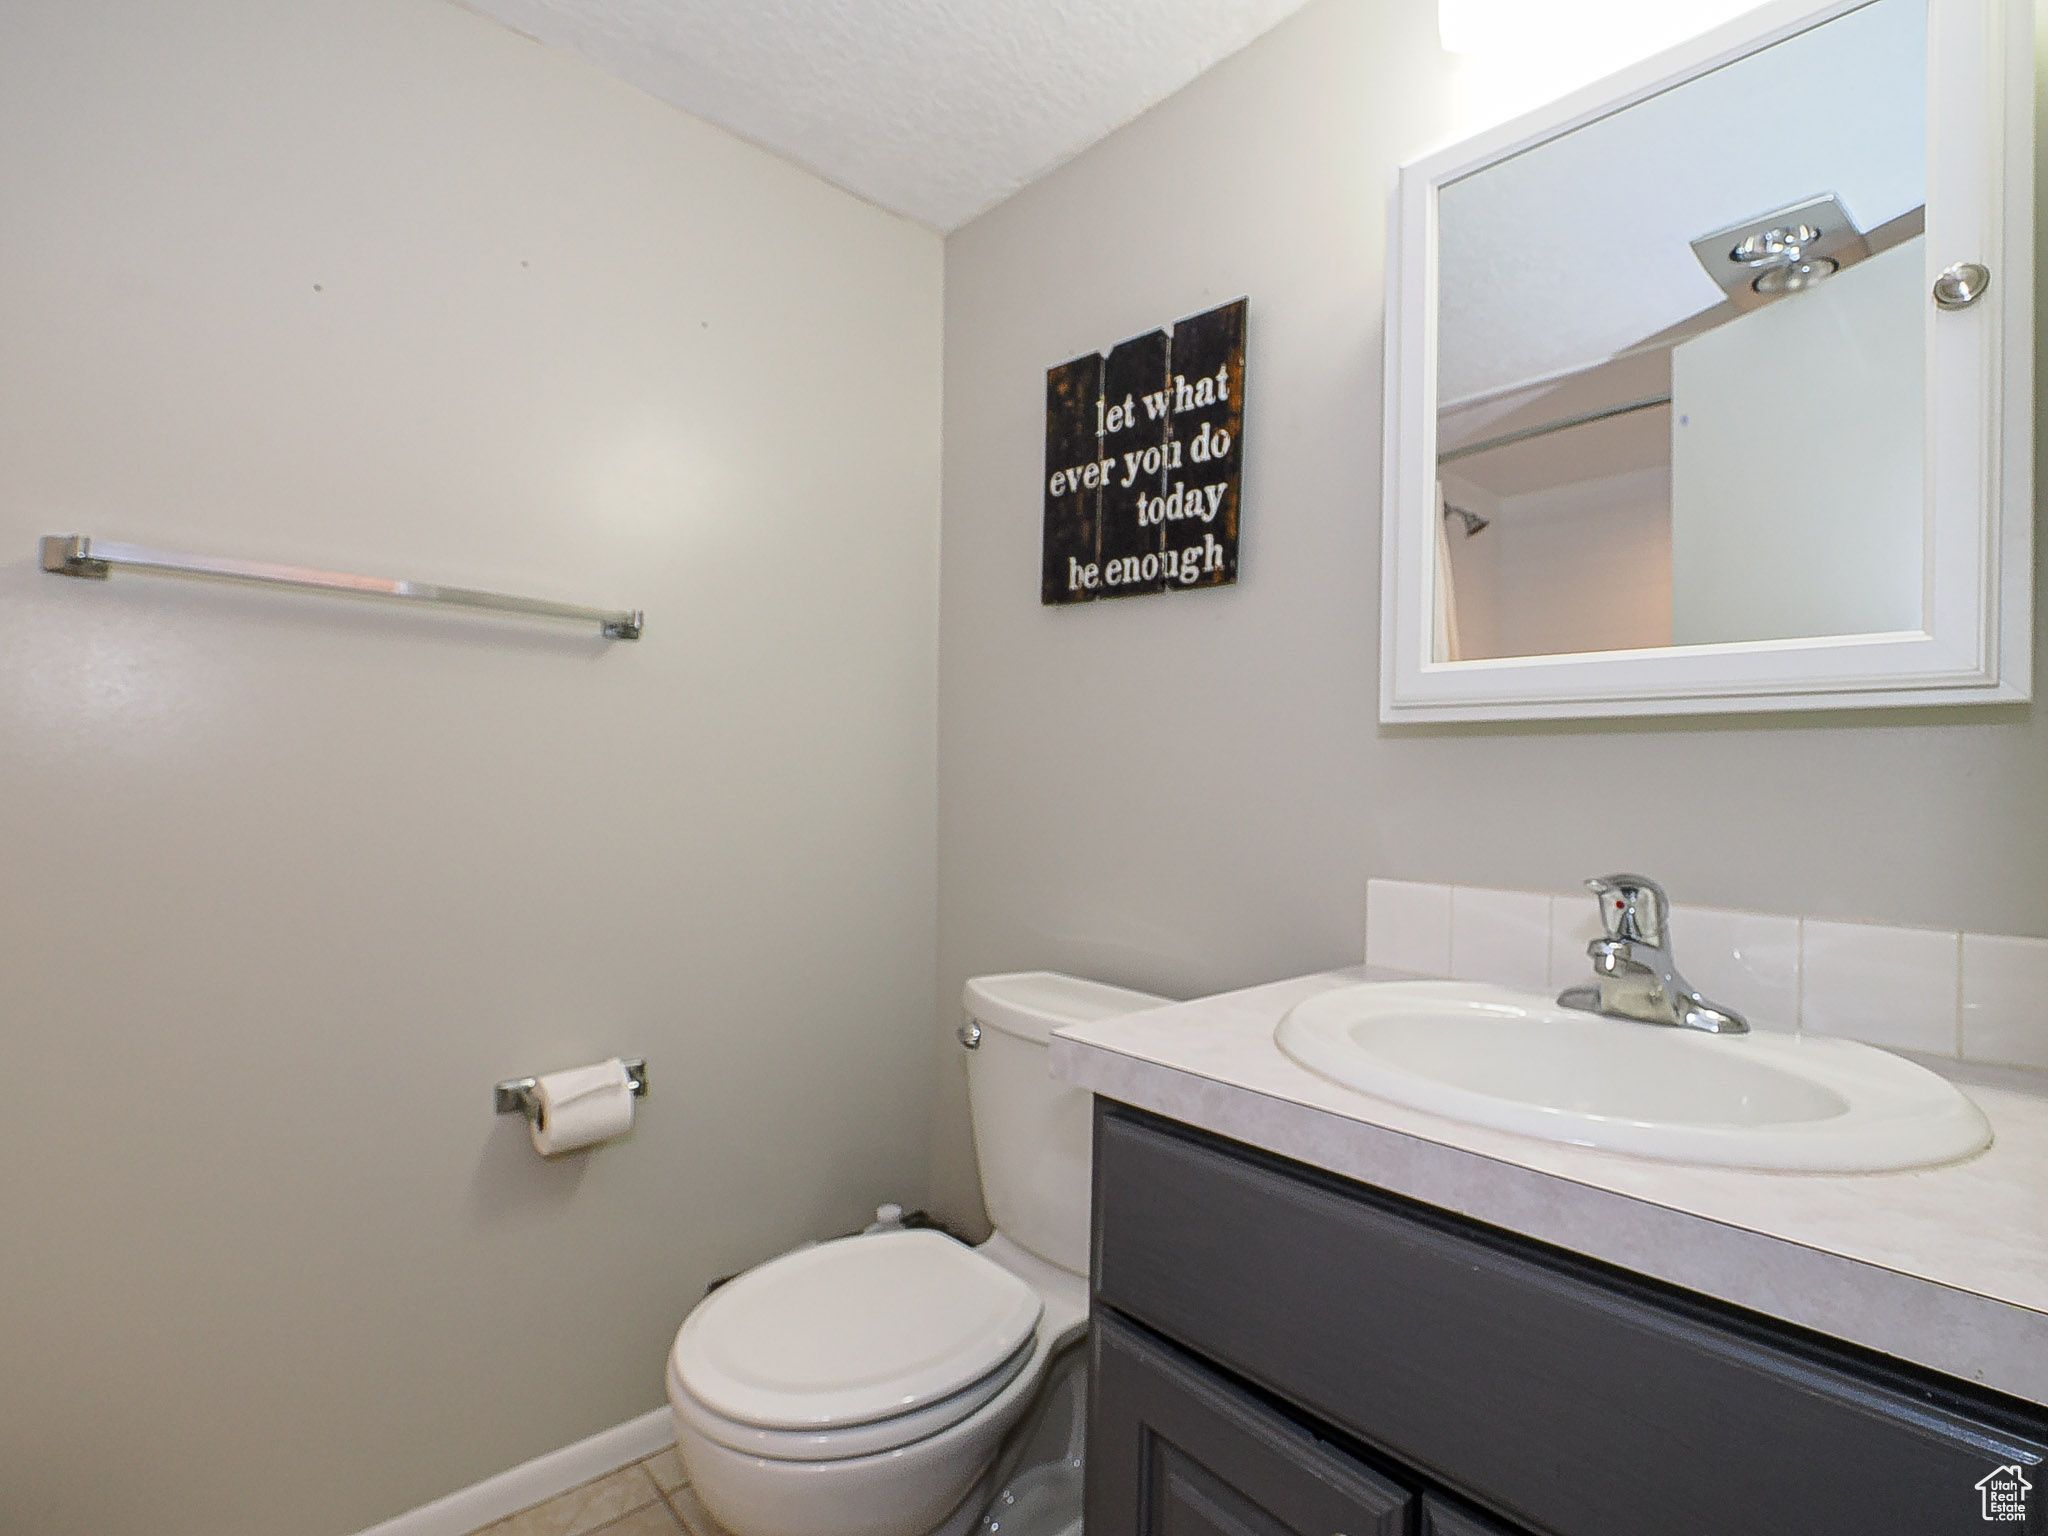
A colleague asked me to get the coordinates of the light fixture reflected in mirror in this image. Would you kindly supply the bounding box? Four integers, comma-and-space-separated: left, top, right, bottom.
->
1737, 222, 1838, 292
1731, 223, 1821, 263
1751, 256, 1838, 293
1688, 194, 1881, 310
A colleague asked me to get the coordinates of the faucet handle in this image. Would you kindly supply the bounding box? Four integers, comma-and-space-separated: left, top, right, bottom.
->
1587, 874, 1668, 946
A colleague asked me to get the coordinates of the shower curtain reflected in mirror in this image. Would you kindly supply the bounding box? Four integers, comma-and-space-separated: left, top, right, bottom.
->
1433, 481, 1464, 663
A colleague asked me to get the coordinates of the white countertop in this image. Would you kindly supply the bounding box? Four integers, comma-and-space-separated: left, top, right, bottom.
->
1050, 968, 2048, 1407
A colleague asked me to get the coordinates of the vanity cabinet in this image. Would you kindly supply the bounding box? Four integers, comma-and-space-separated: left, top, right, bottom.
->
1085, 1102, 2048, 1536
1091, 1310, 1411, 1535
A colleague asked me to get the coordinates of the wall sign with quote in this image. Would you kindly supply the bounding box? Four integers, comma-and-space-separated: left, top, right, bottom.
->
1042, 298, 1246, 605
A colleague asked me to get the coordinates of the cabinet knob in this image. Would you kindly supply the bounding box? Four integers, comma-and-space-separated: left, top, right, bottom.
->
1933, 261, 1991, 309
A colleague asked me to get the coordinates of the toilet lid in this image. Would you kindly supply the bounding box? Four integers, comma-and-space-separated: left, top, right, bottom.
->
674, 1230, 1044, 1431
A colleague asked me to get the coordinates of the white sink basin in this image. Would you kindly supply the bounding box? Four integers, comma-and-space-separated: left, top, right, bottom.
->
1275, 981, 1991, 1171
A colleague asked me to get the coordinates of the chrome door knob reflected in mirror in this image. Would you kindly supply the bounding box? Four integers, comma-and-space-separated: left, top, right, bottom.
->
1932, 261, 1991, 309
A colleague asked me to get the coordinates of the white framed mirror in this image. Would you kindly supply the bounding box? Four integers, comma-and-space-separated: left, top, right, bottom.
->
1380, 0, 2033, 722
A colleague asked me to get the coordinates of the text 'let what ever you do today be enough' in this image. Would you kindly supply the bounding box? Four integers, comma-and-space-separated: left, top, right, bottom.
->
1041, 298, 1246, 605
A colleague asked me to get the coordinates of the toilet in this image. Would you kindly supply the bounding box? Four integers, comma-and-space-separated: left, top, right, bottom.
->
666, 971, 1169, 1536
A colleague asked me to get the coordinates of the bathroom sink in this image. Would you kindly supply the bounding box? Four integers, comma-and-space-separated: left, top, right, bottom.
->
1275, 981, 1990, 1171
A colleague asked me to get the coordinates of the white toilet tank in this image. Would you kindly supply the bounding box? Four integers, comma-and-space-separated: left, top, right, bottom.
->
962, 972, 1169, 1276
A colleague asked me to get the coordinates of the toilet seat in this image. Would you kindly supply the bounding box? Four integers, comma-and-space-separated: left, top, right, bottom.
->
673, 1230, 1044, 1441
669, 1331, 1036, 1461
669, 1232, 1093, 1536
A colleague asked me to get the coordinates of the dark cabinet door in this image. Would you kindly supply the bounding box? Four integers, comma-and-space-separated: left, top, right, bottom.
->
1421, 1494, 1522, 1536
1088, 1311, 1412, 1536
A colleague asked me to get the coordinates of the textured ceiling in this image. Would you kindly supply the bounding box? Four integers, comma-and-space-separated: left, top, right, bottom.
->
457, 0, 1317, 231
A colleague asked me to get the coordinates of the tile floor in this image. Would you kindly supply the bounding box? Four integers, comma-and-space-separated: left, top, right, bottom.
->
461, 1445, 733, 1536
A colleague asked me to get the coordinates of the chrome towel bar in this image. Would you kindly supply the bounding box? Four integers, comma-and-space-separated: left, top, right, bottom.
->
494, 1059, 648, 1120
40, 534, 644, 640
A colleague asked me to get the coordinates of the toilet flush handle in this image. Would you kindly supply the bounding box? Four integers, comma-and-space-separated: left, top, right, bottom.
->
956, 1019, 982, 1049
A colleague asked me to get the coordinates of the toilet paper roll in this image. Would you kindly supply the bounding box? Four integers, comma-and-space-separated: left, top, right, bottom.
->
530, 1058, 635, 1156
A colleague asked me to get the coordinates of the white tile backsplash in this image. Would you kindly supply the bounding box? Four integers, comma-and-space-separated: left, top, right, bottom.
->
1364, 879, 1451, 976
1449, 887, 1550, 990
1668, 904, 1801, 1034
1961, 933, 2048, 1071
1798, 919, 1961, 1056
1367, 881, 2040, 1069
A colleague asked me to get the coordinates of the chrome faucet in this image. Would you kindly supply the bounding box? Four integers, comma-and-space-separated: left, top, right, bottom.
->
1557, 875, 1748, 1035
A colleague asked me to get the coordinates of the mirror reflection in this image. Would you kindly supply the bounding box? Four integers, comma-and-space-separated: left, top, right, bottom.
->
1433, 0, 1926, 663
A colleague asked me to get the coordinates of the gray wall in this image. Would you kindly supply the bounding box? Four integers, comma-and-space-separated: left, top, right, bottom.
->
931, 0, 2048, 1229
0, 3, 941, 1533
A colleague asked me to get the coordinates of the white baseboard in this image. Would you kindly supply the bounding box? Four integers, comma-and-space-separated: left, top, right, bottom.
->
351, 1405, 675, 1536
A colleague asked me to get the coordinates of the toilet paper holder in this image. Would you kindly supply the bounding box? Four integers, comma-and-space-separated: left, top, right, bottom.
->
494, 1059, 648, 1120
